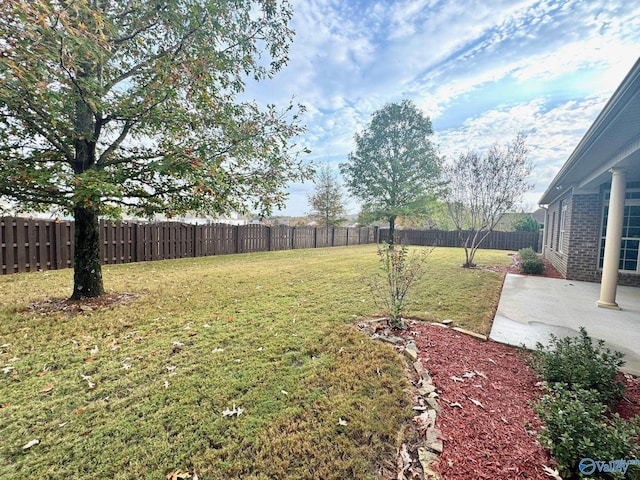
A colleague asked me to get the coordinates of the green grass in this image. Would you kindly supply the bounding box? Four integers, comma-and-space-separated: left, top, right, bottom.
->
0, 245, 511, 479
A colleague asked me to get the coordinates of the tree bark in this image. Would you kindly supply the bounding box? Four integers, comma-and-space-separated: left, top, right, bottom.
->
72, 205, 104, 299
388, 215, 396, 246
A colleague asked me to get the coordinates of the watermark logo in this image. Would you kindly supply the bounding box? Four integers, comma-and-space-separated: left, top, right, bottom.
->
579, 457, 640, 476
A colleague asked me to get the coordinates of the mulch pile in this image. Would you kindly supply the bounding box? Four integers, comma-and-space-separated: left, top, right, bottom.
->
403, 322, 640, 480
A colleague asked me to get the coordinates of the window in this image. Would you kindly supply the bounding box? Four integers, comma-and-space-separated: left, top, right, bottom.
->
550, 212, 556, 249
599, 191, 640, 273
558, 200, 567, 253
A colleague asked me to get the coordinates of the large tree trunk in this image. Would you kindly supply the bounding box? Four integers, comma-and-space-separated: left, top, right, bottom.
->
388, 215, 397, 246
72, 205, 104, 299
70, 53, 104, 299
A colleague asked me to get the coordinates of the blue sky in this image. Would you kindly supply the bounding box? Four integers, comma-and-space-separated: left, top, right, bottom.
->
245, 0, 640, 217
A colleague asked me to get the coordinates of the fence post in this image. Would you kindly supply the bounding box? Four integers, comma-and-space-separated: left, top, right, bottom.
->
266, 225, 271, 252
4, 218, 15, 273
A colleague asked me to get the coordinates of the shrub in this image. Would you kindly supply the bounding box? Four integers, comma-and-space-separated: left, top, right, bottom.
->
518, 247, 538, 260
518, 247, 544, 274
368, 242, 431, 329
534, 385, 640, 479
530, 327, 625, 404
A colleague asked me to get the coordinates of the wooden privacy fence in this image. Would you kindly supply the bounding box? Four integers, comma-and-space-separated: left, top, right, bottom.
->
1, 217, 540, 276
0, 217, 378, 275
379, 228, 540, 252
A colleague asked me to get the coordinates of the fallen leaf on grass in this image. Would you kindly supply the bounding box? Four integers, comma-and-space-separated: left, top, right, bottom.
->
163, 381, 169, 389
222, 404, 244, 417
2, 366, 15, 374
41, 383, 55, 394
338, 417, 348, 426
211, 348, 224, 353
22, 439, 40, 450
166, 470, 191, 480
74, 406, 86, 415
281, 390, 289, 396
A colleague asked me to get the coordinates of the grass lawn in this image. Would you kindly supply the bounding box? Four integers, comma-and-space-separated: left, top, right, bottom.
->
0, 245, 512, 479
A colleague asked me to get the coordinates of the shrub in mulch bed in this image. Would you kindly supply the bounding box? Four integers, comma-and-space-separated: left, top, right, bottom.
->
530, 328, 640, 479
404, 322, 640, 480
518, 248, 545, 275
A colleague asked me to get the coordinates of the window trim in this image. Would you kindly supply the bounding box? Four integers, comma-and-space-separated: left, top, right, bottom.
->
558, 200, 567, 253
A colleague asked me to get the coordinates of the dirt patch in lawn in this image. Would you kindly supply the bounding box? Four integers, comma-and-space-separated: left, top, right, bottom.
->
389, 322, 640, 480
25, 291, 142, 315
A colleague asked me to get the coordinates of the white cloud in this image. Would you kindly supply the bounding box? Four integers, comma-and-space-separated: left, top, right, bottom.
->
245, 0, 640, 216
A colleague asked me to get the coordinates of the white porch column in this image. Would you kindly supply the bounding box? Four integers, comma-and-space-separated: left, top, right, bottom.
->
597, 168, 626, 309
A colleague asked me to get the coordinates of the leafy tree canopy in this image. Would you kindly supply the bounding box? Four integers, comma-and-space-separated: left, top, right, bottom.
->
0, 0, 309, 219
514, 213, 541, 232
340, 100, 441, 242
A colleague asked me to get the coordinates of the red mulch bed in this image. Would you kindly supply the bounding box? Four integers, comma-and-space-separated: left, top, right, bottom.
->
479, 253, 565, 279
394, 255, 638, 479
403, 323, 640, 480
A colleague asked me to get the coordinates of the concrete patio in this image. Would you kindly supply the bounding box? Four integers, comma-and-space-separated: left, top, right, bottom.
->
490, 274, 640, 375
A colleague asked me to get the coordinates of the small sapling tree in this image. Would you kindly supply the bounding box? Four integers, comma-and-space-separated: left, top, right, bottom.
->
368, 242, 432, 329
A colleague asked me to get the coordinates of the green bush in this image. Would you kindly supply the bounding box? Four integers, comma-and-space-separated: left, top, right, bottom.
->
518, 247, 538, 260
530, 327, 625, 404
535, 385, 640, 479
518, 247, 545, 274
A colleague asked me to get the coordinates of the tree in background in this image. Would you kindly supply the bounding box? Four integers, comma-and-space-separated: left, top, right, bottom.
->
444, 133, 533, 267
307, 164, 347, 227
340, 100, 441, 244
0, 0, 310, 298
514, 213, 541, 232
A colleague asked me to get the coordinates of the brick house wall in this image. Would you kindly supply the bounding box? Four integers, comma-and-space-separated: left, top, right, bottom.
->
565, 193, 601, 282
